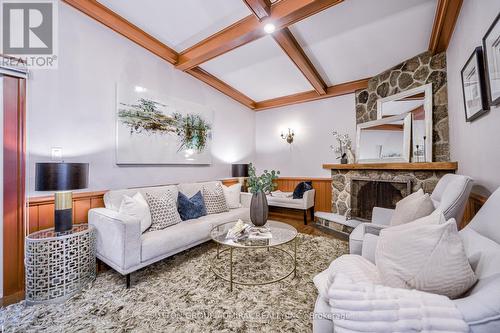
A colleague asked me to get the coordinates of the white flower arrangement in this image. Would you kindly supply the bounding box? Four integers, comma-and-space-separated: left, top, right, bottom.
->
330, 131, 352, 160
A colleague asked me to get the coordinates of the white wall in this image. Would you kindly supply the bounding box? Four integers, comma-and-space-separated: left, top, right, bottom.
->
447, 0, 500, 195
27, 3, 255, 196
254, 94, 356, 177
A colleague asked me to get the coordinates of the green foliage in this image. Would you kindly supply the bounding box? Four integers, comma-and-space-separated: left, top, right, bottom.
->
118, 98, 212, 152
246, 163, 280, 194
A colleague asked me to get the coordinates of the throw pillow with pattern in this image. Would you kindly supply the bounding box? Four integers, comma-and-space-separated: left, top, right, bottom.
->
145, 191, 182, 231
202, 184, 229, 214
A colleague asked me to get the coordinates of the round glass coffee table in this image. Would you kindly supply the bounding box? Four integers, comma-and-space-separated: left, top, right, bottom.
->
210, 220, 298, 291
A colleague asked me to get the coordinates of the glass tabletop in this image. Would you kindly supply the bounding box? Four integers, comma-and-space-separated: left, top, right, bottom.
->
26, 224, 92, 240
210, 220, 297, 248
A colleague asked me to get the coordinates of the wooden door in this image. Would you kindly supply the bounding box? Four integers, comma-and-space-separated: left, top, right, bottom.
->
2, 75, 26, 304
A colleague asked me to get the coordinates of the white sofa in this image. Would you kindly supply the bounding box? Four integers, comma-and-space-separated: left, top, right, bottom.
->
88, 181, 251, 287
266, 189, 315, 224
314, 186, 500, 333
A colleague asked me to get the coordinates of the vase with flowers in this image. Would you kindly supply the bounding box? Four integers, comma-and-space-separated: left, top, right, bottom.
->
330, 131, 353, 164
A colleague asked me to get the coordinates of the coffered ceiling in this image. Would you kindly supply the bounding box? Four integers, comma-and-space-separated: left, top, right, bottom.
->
63, 0, 463, 111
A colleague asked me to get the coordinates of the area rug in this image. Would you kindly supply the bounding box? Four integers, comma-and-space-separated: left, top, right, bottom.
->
1, 234, 348, 333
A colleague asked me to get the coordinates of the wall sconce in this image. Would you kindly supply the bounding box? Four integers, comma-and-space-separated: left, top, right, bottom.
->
281, 128, 294, 144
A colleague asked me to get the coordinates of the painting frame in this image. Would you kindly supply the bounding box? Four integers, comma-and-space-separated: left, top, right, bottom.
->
461, 47, 489, 122
482, 12, 500, 106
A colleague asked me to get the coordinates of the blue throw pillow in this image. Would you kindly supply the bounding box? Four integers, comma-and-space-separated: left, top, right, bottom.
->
293, 181, 313, 199
177, 191, 207, 221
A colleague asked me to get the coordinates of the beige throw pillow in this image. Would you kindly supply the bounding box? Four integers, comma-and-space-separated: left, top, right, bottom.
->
222, 183, 242, 209
390, 189, 435, 226
376, 212, 477, 299
118, 192, 152, 233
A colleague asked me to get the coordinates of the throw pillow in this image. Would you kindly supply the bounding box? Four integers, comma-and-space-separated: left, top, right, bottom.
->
390, 189, 435, 226
376, 213, 477, 299
118, 192, 151, 233
293, 181, 313, 199
222, 183, 242, 209
203, 184, 229, 214
145, 191, 182, 231
177, 191, 207, 221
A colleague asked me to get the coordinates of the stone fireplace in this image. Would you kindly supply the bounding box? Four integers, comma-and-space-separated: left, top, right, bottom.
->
350, 178, 411, 221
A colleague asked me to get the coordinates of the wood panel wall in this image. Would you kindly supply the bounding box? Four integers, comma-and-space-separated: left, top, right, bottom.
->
461, 192, 488, 230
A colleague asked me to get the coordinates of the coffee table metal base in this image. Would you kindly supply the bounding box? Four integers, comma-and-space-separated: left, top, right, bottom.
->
211, 238, 297, 291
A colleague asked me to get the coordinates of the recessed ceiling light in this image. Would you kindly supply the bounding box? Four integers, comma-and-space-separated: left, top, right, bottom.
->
264, 23, 275, 34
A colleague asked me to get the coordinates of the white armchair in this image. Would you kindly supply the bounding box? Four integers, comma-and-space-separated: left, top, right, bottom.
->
349, 174, 473, 255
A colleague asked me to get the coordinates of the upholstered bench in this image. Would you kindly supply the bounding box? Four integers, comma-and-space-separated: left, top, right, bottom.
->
266, 189, 315, 224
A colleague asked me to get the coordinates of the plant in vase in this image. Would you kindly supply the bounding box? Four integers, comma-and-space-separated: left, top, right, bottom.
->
246, 163, 280, 226
330, 131, 353, 164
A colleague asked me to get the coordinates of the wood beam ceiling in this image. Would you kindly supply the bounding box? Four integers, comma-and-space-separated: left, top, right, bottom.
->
176, 0, 344, 71
63, 0, 178, 64
272, 28, 327, 94
428, 0, 463, 54
243, 0, 272, 20
254, 78, 369, 111
186, 67, 256, 109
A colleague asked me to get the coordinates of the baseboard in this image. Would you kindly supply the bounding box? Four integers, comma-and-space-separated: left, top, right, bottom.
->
1, 290, 25, 307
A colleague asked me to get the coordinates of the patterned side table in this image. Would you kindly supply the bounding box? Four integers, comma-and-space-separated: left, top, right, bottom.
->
25, 224, 96, 305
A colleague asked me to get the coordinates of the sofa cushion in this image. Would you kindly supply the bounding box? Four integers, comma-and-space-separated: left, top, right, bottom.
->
376, 213, 477, 299
104, 185, 178, 211
177, 191, 207, 221
118, 192, 151, 233
293, 181, 313, 199
177, 181, 221, 198
390, 189, 434, 226
145, 192, 182, 231
222, 183, 242, 209
202, 184, 229, 214
267, 196, 304, 209
141, 219, 212, 262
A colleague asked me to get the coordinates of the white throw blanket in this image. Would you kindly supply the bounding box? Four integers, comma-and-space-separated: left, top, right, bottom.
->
270, 190, 293, 198
314, 255, 469, 333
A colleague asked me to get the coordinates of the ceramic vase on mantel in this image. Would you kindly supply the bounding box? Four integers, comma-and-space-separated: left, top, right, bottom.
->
250, 192, 268, 227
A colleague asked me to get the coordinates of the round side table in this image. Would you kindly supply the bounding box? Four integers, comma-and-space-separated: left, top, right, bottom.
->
25, 224, 97, 305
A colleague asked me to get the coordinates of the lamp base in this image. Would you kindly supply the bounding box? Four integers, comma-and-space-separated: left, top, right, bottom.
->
54, 191, 73, 233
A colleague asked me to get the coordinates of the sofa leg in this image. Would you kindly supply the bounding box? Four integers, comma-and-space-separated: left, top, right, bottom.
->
126, 274, 131, 289
303, 210, 307, 225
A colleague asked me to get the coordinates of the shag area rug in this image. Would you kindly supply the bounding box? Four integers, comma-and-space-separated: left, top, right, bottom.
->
1, 234, 347, 333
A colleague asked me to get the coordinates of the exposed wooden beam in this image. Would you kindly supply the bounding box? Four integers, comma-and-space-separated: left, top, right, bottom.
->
254, 78, 369, 111
186, 67, 256, 109
428, 0, 463, 54
63, 0, 178, 64
273, 28, 326, 94
176, 0, 344, 71
243, 0, 271, 20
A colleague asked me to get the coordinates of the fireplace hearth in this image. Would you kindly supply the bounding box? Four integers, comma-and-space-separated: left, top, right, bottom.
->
350, 178, 411, 221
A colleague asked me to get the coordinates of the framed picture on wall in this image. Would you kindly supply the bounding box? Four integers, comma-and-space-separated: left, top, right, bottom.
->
461, 47, 489, 122
482, 12, 500, 106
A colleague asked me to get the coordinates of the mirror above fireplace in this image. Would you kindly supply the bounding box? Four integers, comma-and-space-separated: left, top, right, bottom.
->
356, 113, 412, 163
377, 83, 433, 162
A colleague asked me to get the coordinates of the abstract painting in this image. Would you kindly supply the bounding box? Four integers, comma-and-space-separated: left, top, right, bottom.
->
116, 84, 213, 164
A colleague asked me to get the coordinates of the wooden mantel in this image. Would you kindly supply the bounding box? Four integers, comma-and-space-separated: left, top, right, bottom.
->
322, 162, 458, 171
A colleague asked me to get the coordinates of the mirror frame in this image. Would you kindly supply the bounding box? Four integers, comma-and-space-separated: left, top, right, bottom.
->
376, 83, 433, 162
356, 113, 412, 164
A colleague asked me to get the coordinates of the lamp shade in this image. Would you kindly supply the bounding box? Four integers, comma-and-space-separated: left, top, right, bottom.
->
231, 164, 249, 178
35, 163, 89, 191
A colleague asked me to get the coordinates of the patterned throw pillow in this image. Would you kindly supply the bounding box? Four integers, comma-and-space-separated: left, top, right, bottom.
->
145, 191, 182, 231
202, 184, 229, 214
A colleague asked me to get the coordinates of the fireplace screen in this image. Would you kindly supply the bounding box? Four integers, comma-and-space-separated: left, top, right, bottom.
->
350, 178, 411, 221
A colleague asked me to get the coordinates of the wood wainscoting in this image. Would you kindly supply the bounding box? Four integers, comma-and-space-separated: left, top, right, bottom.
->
461, 192, 488, 230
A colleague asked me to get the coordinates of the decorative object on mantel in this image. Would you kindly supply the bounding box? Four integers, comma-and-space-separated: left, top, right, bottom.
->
35, 162, 89, 233
330, 131, 352, 164
461, 47, 490, 122
356, 113, 412, 164
280, 128, 294, 144
231, 163, 249, 191
482, 12, 500, 106
247, 163, 280, 226
377, 84, 433, 162
116, 83, 213, 165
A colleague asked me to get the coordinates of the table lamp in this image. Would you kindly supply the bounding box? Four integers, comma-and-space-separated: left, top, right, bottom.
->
35, 162, 89, 232
231, 163, 249, 192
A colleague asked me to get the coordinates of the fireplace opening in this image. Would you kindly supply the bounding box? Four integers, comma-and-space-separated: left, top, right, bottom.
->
350, 178, 411, 221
